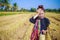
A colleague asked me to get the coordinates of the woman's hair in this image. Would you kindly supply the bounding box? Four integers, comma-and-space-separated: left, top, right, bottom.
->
37, 5, 45, 11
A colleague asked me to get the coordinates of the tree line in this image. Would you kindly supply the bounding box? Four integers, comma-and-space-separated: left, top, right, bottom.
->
0, 0, 60, 12
0, 0, 18, 11
19, 8, 60, 13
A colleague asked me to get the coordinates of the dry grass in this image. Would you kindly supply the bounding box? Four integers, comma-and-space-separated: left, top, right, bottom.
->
0, 12, 60, 40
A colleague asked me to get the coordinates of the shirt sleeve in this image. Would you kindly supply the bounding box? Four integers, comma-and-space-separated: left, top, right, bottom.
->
29, 14, 38, 24
29, 17, 36, 24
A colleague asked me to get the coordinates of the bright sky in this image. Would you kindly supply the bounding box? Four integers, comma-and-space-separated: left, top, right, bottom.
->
11, 0, 60, 9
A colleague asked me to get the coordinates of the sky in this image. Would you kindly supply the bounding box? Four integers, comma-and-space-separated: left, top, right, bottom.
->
10, 0, 60, 9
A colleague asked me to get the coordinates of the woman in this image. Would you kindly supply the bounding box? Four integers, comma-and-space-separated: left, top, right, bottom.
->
29, 5, 50, 40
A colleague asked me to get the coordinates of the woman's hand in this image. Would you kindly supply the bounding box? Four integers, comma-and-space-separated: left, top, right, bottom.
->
33, 14, 39, 19
42, 30, 47, 34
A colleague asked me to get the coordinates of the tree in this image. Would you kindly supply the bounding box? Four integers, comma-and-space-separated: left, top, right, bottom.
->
0, 0, 11, 11
58, 8, 60, 12
13, 3, 18, 11
20, 8, 29, 12
30, 8, 36, 12
0, 0, 4, 11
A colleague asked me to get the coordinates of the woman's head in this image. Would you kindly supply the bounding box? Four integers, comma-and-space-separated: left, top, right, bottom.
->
36, 5, 45, 19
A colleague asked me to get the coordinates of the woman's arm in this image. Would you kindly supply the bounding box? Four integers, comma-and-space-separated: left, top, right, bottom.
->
29, 14, 38, 24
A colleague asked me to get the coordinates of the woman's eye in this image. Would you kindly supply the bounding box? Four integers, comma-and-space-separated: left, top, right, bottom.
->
39, 13, 41, 15
39, 13, 43, 15
42, 13, 43, 14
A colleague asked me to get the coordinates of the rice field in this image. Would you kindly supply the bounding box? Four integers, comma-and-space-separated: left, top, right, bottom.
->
0, 12, 60, 40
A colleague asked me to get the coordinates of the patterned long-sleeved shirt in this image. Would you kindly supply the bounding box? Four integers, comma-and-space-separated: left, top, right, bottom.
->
29, 17, 50, 31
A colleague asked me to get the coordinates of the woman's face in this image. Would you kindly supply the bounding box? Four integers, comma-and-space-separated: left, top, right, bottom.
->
36, 8, 45, 19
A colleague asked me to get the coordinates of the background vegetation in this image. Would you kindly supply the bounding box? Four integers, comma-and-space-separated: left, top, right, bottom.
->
0, 0, 60, 13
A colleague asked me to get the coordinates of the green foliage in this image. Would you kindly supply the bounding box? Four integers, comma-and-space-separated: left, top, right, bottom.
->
0, 12, 20, 16
0, 0, 11, 11
45, 9, 60, 13
0, 0, 60, 12
20, 8, 30, 12
12, 3, 18, 11
0, 0, 18, 11
30, 8, 36, 12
